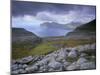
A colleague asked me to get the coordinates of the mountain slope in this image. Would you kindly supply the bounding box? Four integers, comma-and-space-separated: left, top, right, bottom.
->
12, 28, 41, 59
12, 28, 40, 42
66, 19, 96, 39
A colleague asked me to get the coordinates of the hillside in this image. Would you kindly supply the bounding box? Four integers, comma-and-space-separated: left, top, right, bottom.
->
12, 28, 41, 59
12, 28, 40, 42
66, 19, 96, 39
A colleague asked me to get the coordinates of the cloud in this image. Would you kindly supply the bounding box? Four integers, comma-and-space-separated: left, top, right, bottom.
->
35, 10, 95, 24
12, 15, 44, 28
36, 11, 73, 24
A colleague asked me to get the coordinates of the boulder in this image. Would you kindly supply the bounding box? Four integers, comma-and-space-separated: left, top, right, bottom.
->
19, 69, 26, 74
80, 62, 96, 69
12, 70, 19, 74
66, 62, 80, 70
18, 56, 33, 64
18, 64, 23, 69
39, 65, 48, 72
76, 57, 88, 65
11, 64, 19, 71
90, 43, 96, 50
12, 60, 17, 64
77, 45, 85, 53
84, 44, 91, 50
56, 49, 68, 61
68, 49, 78, 58
80, 53, 88, 57
48, 58, 63, 70
25, 65, 38, 73
22, 64, 28, 69
62, 60, 71, 70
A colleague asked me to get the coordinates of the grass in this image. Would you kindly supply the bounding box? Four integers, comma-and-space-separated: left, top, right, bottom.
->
43, 38, 96, 48
30, 43, 57, 55
12, 38, 96, 59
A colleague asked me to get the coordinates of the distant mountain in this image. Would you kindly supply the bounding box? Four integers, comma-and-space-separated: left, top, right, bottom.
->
66, 19, 96, 39
40, 22, 82, 30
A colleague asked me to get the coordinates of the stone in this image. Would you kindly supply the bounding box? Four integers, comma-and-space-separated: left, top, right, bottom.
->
66, 62, 80, 70
11, 64, 18, 71
22, 64, 28, 69
18, 64, 23, 69
77, 45, 85, 53
18, 56, 33, 64
12, 60, 17, 64
80, 53, 88, 57
48, 58, 63, 70
12, 70, 19, 74
56, 49, 68, 61
80, 62, 96, 69
76, 57, 88, 65
90, 43, 96, 50
48, 68, 55, 72
39, 65, 48, 72
84, 44, 91, 50
68, 49, 78, 58
19, 69, 26, 74
63, 61, 71, 67
25, 65, 38, 73
63, 61, 71, 70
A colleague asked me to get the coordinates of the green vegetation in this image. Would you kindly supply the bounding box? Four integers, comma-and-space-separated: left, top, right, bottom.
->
30, 43, 57, 55
66, 57, 79, 62
12, 38, 95, 59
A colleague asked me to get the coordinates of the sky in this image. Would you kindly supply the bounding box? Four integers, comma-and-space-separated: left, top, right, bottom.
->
11, 0, 96, 37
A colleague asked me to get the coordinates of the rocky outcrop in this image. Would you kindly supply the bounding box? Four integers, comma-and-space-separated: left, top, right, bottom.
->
11, 43, 96, 74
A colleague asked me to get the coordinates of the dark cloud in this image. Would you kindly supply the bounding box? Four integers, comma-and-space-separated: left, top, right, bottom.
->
11, 1, 96, 16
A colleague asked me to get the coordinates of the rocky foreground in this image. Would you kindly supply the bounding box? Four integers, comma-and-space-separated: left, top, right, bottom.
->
11, 43, 96, 74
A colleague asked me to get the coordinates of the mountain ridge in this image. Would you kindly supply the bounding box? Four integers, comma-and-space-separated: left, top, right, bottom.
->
66, 19, 96, 39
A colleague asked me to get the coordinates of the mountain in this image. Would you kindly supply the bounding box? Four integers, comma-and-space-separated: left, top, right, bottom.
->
66, 19, 96, 39
12, 28, 40, 42
12, 28, 41, 55
40, 22, 82, 30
